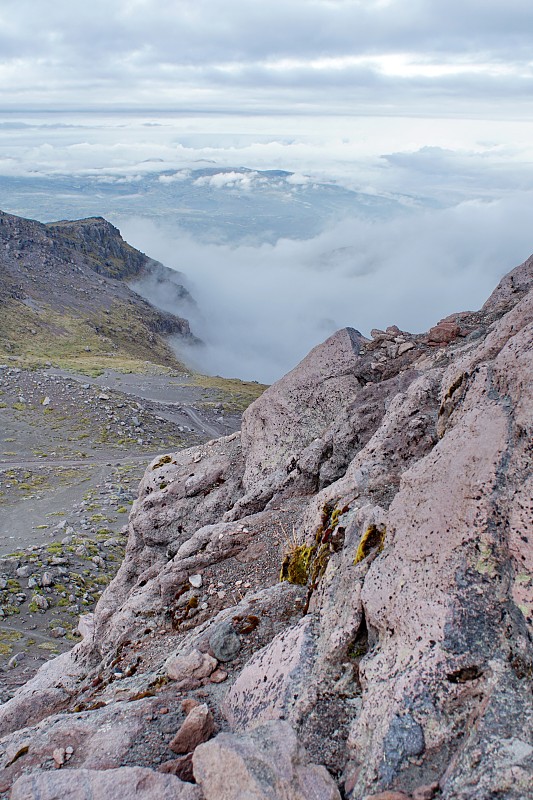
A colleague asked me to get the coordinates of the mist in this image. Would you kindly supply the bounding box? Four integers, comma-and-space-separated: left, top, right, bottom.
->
120, 192, 533, 383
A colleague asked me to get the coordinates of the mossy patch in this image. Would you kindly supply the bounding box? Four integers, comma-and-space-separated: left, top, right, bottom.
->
353, 524, 386, 565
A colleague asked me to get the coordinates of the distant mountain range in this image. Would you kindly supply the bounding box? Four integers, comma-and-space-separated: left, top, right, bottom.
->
1, 166, 410, 243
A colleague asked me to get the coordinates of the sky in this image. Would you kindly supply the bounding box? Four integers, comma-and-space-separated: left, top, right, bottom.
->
1, 0, 533, 117
1, 1, 532, 381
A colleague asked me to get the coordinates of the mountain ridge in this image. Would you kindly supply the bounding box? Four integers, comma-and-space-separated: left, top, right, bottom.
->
0, 210, 194, 371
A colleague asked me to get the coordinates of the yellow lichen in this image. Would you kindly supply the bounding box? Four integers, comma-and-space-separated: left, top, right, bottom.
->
353, 524, 386, 565
152, 454, 173, 470
279, 544, 316, 585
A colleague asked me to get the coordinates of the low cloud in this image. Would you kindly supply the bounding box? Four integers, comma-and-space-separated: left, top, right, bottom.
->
120, 192, 533, 383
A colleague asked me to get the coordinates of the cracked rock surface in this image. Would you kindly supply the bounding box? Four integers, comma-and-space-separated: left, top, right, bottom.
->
0, 255, 532, 799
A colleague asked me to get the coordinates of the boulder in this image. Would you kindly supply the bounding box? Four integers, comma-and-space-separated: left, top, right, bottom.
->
193, 720, 340, 800
169, 703, 215, 754
10, 767, 202, 799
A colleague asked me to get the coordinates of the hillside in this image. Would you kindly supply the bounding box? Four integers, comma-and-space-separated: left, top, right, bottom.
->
0, 211, 193, 372
0, 252, 531, 799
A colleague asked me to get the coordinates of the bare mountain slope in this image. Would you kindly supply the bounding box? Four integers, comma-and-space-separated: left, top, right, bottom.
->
0, 211, 193, 370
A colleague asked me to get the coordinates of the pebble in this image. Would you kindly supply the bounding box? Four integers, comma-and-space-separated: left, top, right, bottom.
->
189, 574, 202, 589
209, 621, 241, 662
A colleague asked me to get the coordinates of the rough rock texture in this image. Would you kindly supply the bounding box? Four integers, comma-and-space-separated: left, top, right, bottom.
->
10, 767, 201, 799
0, 254, 532, 799
169, 703, 215, 753
193, 720, 341, 800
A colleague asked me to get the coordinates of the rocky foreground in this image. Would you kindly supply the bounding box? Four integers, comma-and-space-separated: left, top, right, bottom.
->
0, 256, 531, 799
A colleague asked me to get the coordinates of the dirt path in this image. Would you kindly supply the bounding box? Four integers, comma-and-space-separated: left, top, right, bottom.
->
0, 364, 246, 693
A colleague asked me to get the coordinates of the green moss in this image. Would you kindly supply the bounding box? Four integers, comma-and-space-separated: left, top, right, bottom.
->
152, 454, 173, 470
353, 524, 386, 565
37, 642, 60, 652
280, 544, 316, 585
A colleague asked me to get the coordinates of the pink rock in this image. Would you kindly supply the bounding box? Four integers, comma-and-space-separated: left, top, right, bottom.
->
427, 321, 460, 344
363, 793, 411, 800
169, 703, 215, 755
10, 766, 202, 799
411, 783, 440, 800
193, 720, 340, 799
166, 650, 217, 683
223, 616, 315, 731
181, 698, 200, 715
209, 668, 228, 684
159, 753, 195, 783
77, 614, 95, 640
241, 328, 366, 488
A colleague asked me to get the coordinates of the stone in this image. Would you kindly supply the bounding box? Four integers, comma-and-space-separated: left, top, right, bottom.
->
166, 649, 218, 683
193, 720, 340, 800
427, 320, 460, 344
159, 754, 195, 782
241, 327, 366, 488
223, 616, 315, 731
363, 793, 411, 800
181, 698, 200, 715
169, 703, 215, 754
188, 574, 202, 588
209, 668, 228, 684
32, 594, 49, 610
411, 783, 440, 800
397, 340, 415, 355
10, 767, 202, 799
208, 621, 241, 662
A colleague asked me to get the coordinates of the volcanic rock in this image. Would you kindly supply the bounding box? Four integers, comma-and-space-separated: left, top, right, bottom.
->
0, 253, 532, 799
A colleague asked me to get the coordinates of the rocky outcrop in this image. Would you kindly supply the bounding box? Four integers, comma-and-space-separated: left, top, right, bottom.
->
0, 210, 193, 366
0, 255, 531, 799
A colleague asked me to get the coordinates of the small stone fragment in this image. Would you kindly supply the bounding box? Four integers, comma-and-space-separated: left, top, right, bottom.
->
53, 747, 66, 767
208, 621, 241, 662
166, 649, 217, 682
159, 753, 195, 782
209, 669, 228, 684
189, 574, 202, 589
398, 341, 416, 355
32, 594, 49, 610
41, 572, 54, 586
412, 783, 440, 800
169, 703, 215, 754
182, 698, 200, 715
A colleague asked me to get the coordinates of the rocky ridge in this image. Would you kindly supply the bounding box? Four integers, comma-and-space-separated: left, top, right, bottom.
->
0, 255, 531, 799
0, 211, 194, 369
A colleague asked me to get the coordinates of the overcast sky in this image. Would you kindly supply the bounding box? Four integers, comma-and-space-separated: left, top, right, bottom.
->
1, 1, 532, 382
1, 0, 533, 117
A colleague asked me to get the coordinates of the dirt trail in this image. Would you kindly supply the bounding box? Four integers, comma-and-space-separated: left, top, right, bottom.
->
0, 365, 244, 693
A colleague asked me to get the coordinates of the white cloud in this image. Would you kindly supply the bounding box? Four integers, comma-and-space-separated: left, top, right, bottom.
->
119, 193, 533, 382
193, 171, 264, 191
0, 0, 532, 115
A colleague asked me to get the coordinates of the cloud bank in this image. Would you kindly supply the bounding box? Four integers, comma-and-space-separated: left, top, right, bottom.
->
1, 0, 532, 116
119, 193, 533, 382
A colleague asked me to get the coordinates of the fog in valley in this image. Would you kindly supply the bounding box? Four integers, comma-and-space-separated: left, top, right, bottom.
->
120, 190, 533, 382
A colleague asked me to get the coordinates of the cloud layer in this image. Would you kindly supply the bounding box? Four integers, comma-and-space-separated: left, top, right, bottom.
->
119, 193, 533, 382
1, 1, 532, 115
